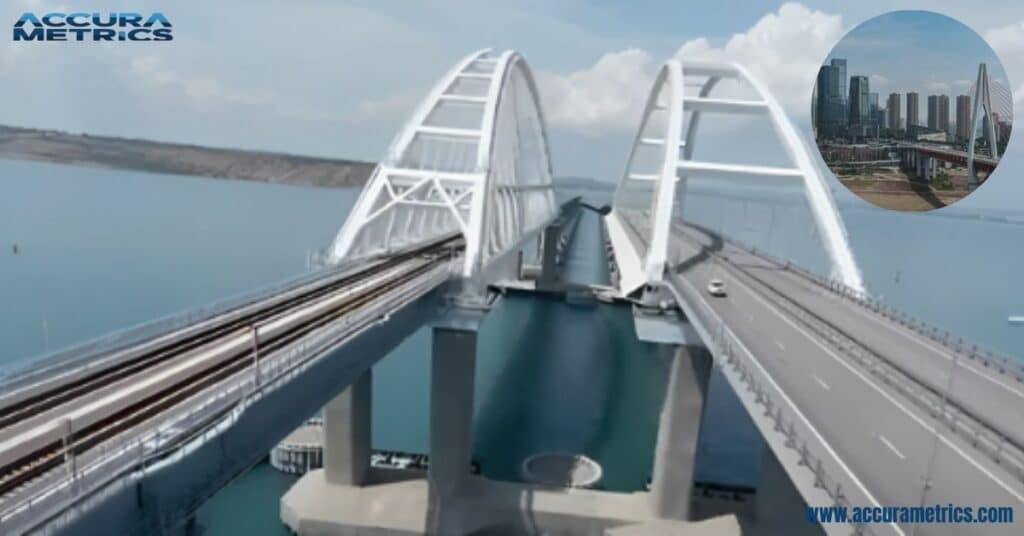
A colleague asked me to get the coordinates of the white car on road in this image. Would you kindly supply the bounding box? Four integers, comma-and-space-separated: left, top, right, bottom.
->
707, 279, 727, 297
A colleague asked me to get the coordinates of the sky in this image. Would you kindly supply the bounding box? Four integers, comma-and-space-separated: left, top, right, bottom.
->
2, 1, 1024, 210
826, 10, 1012, 121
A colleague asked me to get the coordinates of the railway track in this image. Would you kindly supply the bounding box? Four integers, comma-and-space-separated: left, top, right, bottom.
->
0, 238, 460, 499
0, 234, 460, 431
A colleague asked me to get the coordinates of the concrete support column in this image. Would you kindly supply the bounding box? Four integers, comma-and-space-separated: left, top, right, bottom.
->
650, 345, 712, 520
756, 448, 824, 536
324, 369, 372, 486
428, 326, 478, 530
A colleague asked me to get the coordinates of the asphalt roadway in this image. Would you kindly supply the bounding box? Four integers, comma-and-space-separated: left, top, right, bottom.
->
666, 222, 1024, 536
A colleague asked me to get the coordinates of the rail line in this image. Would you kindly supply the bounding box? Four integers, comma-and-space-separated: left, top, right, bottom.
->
0, 237, 461, 498
0, 234, 460, 432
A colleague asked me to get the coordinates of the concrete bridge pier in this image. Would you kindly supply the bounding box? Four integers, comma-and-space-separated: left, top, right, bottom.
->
649, 344, 712, 521
324, 369, 372, 487
427, 318, 482, 534
631, 307, 712, 522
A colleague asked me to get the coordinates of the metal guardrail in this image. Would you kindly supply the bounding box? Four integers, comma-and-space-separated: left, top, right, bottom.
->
738, 241, 1024, 384
0, 262, 451, 534
716, 241, 1024, 483
666, 271, 878, 536
0, 256, 375, 388
719, 330, 878, 536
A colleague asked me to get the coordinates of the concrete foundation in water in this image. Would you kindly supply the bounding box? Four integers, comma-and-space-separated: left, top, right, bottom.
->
280, 311, 745, 534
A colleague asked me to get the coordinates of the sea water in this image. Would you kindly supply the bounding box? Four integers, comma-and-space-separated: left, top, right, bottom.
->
2, 159, 1021, 533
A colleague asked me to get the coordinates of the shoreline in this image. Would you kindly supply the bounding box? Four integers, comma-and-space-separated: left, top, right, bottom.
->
0, 124, 376, 188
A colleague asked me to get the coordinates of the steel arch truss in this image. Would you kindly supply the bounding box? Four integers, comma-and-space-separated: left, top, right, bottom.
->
329, 49, 558, 278
608, 59, 864, 295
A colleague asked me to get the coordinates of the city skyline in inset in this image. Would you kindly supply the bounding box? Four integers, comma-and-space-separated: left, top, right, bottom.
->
824, 10, 1010, 123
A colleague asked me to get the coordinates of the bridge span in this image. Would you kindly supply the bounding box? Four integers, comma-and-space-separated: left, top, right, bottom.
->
1, 48, 1021, 536
605, 57, 1023, 535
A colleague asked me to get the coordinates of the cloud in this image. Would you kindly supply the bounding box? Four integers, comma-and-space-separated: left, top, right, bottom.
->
925, 81, 951, 93
985, 20, 1024, 109
536, 48, 657, 133
673, 3, 842, 115
533, 3, 842, 133
129, 56, 274, 108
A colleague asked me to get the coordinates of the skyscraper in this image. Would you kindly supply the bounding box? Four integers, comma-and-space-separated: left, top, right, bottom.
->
927, 95, 939, 130
906, 92, 919, 135
956, 94, 972, 141
814, 58, 849, 137
868, 92, 880, 135
887, 92, 901, 131
832, 58, 847, 113
927, 95, 950, 134
938, 95, 950, 133
843, 75, 868, 128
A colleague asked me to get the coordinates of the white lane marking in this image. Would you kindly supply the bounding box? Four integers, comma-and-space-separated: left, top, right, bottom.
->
718, 259, 1024, 504
663, 268, 894, 532
829, 286, 1024, 400
878, 434, 906, 460
775, 340, 786, 351
813, 374, 831, 391
693, 217, 1024, 403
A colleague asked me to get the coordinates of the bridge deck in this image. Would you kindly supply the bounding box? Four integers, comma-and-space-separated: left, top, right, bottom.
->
0, 237, 461, 533
667, 223, 1023, 535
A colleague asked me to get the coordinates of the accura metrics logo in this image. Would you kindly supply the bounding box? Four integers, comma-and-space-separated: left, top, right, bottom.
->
13, 12, 173, 42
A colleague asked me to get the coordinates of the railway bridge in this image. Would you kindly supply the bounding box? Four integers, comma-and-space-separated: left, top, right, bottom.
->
0, 50, 1021, 536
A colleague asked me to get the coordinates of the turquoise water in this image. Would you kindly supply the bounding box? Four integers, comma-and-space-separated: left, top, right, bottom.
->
0, 161, 668, 533
3, 160, 1022, 531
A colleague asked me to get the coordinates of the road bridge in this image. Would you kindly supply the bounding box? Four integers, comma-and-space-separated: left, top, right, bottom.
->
1, 50, 1020, 536
605, 57, 1024, 536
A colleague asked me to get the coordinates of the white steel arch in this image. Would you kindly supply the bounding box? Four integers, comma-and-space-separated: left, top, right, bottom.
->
609, 58, 864, 295
329, 49, 558, 278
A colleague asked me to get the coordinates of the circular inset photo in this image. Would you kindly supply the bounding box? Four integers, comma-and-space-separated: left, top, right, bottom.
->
812, 10, 1013, 211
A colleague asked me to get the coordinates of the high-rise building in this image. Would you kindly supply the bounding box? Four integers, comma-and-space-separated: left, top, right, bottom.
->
938, 95, 950, 133
815, 66, 830, 134
928, 95, 950, 133
887, 92, 901, 131
832, 59, 847, 112
906, 92, 920, 135
848, 76, 870, 130
956, 94, 972, 141
927, 95, 939, 130
867, 92, 880, 136
814, 58, 849, 137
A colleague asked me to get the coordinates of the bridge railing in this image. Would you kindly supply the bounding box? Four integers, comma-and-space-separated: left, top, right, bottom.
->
0, 257, 371, 388
718, 329, 880, 536
665, 270, 883, 535
738, 240, 1024, 384
719, 240, 1024, 482
0, 262, 451, 534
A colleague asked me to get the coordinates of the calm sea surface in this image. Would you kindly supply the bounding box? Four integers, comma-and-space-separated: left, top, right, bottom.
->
1, 160, 1021, 534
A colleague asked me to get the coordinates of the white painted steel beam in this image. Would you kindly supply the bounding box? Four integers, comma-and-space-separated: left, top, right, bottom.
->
608, 58, 864, 295
329, 49, 557, 279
